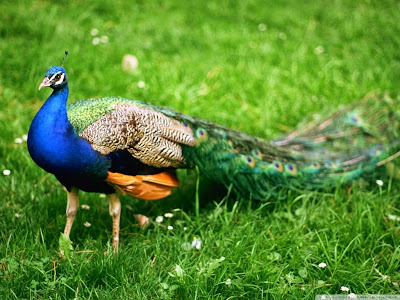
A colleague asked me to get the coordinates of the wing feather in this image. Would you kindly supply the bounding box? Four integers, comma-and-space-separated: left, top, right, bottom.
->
68, 99, 195, 169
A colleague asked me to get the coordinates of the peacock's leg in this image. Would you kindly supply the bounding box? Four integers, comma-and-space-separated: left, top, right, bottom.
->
108, 193, 121, 252
64, 187, 79, 237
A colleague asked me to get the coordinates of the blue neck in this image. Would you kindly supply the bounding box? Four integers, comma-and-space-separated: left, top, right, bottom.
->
34, 85, 71, 137
28, 85, 110, 181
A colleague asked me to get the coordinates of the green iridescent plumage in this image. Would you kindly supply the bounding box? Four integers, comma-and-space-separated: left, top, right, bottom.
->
66, 94, 400, 200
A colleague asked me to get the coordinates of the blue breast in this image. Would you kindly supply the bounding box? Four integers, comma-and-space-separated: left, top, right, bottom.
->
28, 86, 112, 192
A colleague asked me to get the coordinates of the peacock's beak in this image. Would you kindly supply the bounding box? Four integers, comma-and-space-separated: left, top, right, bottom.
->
39, 77, 51, 90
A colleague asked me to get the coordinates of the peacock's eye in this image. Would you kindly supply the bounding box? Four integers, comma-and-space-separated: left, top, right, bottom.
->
55, 74, 61, 80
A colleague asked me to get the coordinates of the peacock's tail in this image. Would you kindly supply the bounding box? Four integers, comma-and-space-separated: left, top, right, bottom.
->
181, 94, 400, 200
67, 94, 400, 201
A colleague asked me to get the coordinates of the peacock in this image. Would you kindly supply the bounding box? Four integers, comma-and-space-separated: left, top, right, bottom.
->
28, 65, 400, 252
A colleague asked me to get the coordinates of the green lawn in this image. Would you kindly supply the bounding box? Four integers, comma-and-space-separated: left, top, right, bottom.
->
1, 0, 400, 298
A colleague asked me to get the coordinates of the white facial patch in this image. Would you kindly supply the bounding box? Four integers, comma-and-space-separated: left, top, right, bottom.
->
49, 71, 65, 85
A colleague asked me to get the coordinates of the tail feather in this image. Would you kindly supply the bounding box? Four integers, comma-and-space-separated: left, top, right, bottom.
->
182, 94, 400, 200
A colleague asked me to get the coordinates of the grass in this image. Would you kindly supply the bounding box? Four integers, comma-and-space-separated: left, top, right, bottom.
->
1, 0, 400, 298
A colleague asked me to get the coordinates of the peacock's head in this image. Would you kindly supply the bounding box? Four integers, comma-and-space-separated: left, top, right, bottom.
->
39, 66, 68, 90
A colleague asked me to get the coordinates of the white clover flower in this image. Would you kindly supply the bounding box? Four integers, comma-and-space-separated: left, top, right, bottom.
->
225, 278, 232, 285
155, 216, 164, 223
387, 214, 400, 221
376, 180, 383, 186
318, 262, 326, 268
191, 237, 202, 250
92, 37, 100, 45
15, 213, 21, 218
122, 54, 139, 72
314, 45, 324, 54
258, 23, 266, 31
278, 32, 287, 40
164, 212, 173, 218
340, 286, 350, 292
84, 221, 91, 227
348, 293, 357, 299
167, 225, 173, 230
15, 138, 23, 144
90, 28, 99, 36
181, 242, 192, 251
137, 81, 146, 88
22, 134, 28, 141
3, 170, 10, 176
81, 204, 90, 210
183, 227, 187, 231
99, 194, 106, 198
249, 41, 257, 49
100, 35, 109, 43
